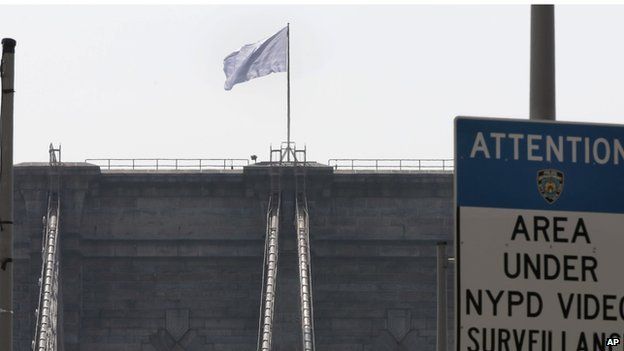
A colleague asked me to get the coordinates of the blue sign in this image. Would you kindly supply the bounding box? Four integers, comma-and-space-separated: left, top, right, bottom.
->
455, 116, 624, 351
455, 117, 624, 214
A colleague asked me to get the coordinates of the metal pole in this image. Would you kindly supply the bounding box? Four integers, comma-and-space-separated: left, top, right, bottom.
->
0, 37, 16, 351
436, 242, 447, 351
286, 23, 291, 162
530, 5, 556, 120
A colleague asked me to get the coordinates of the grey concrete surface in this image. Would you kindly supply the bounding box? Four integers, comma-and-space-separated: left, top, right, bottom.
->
12, 163, 454, 351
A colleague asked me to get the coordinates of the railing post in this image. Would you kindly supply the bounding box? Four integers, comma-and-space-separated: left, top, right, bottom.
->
199, 159, 202, 171
419, 160, 422, 171
156, 159, 159, 171
132, 159, 135, 170
108, 159, 110, 170
375, 160, 378, 171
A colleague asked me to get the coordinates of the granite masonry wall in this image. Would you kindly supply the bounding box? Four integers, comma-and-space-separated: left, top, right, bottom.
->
12, 163, 454, 351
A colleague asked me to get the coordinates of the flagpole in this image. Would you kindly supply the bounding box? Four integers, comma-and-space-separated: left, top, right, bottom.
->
286, 23, 291, 162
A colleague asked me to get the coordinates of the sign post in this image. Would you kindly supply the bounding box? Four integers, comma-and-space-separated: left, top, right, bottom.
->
455, 117, 624, 351
0, 38, 16, 351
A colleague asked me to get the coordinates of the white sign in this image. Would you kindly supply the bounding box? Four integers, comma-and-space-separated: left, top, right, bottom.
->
455, 117, 624, 351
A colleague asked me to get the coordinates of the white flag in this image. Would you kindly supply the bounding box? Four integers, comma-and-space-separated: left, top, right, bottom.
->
223, 26, 288, 91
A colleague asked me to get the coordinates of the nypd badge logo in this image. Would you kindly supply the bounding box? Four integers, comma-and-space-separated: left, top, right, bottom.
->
537, 169, 564, 204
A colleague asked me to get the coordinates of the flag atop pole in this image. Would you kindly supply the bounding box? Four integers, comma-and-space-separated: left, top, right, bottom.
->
223, 26, 288, 91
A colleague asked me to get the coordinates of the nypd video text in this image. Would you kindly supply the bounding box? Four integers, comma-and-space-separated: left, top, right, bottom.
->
469, 132, 624, 164
465, 214, 623, 351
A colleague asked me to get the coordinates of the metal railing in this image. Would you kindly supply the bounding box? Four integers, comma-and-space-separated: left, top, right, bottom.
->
85, 158, 250, 171
296, 193, 315, 351
33, 195, 61, 351
327, 159, 453, 172
257, 194, 281, 351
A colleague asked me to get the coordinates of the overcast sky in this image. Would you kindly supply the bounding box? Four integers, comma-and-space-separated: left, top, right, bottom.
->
1, 5, 624, 164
